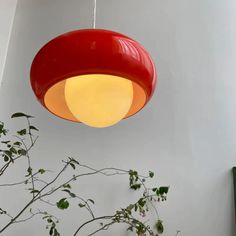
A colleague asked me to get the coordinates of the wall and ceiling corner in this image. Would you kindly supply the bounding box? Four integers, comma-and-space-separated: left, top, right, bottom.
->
0, 0, 18, 87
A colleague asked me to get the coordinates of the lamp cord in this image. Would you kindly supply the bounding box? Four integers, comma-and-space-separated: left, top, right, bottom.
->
92, 0, 97, 29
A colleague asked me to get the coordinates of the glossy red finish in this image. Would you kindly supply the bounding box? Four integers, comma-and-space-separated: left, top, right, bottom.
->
30, 29, 157, 119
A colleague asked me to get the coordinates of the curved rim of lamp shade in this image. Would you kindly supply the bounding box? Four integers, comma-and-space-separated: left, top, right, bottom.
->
30, 28, 157, 123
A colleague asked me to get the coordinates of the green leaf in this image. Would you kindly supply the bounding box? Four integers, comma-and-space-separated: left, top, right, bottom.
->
29, 125, 39, 131
38, 169, 46, 174
69, 192, 76, 198
1, 141, 10, 144
4, 150, 12, 158
56, 198, 69, 210
149, 171, 154, 178
25, 167, 32, 177
63, 184, 71, 189
78, 203, 86, 208
127, 226, 133, 232
10, 147, 17, 154
62, 189, 76, 198
126, 204, 134, 212
129, 170, 133, 175
156, 220, 164, 234
62, 189, 70, 193
159, 186, 169, 195
88, 199, 95, 204
3, 155, 9, 162
68, 157, 80, 165
138, 198, 146, 207
11, 112, 33, 118
30, 189, 40, 194
2, 130, 7, 135
49, 226, 54, 235
13, 141, 22, 146
17, 129, 27, 136
18, 149, 27, 156
53, 228, 59, 236
130, 184, 141, 190
69, 163, 76, 170
0, 123, 7, 136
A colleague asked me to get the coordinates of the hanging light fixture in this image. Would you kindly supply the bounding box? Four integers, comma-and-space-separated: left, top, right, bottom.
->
30, 0, 157, 128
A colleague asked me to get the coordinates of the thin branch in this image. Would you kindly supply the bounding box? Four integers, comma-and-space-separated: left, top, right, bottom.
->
39, 163, 142, 199
39, 168, 123, 199
0, 136, 38, 177
14, 136, 36, 198
73, 216, 114, 236
73, 214, 154, 236
0, 208, 13, 219
26, 118, 34, 146
33, 177, 49, 185
39, 199, 56, 207
0, 198, 35, 233
0, 172, 39, 187
137, 175, 160, 219
13, 211, 43, 224
35, 162, 70, 199
75, 196, 95, 219
88, 221, 114, 236
14, 210, 59, 225
0, 161, 69, 234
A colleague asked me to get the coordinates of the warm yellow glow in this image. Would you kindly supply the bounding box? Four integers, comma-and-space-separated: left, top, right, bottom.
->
64, 74, 133, 128
44, 75, 146, 126
44, 80, 77, 122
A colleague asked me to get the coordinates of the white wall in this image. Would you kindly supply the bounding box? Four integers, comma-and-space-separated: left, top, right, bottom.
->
0, 0, 17, 86
0, 0, 236, 235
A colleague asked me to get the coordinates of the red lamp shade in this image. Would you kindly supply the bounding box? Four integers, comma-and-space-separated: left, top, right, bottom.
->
30, 29, 157, 128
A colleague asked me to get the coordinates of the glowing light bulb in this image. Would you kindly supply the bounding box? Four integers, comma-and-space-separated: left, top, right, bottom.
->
64, 74, 133, 128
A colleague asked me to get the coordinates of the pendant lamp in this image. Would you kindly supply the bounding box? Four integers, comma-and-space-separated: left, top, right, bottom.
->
30, 2, 157, 128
